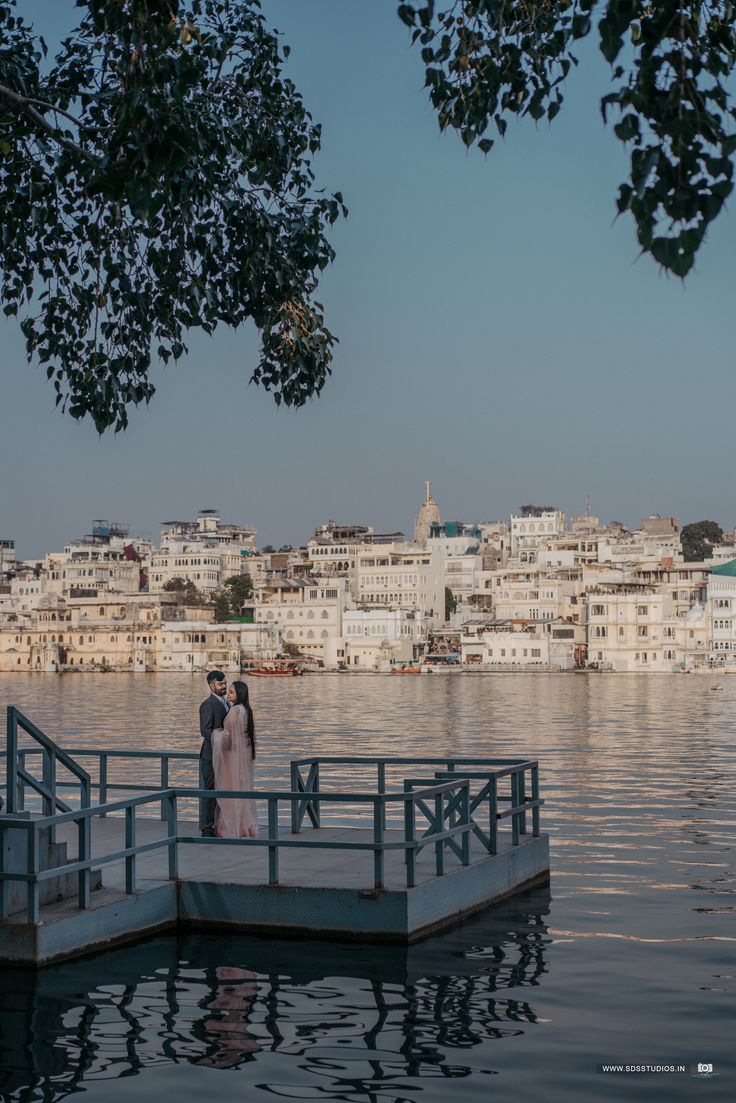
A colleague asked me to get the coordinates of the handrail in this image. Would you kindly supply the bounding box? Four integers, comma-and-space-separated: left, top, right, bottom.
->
288, 755, 540, 835
0, 777, 473, 922
5, 707, 91, 819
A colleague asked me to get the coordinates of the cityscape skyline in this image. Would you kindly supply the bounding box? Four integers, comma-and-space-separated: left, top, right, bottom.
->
3, 492, 735, 561
2, 2, 734, 559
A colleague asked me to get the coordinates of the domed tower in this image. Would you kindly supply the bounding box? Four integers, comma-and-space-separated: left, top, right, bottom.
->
413, 481, 442, 546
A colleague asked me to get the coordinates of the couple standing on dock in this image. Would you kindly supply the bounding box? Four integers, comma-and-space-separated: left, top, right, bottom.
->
199, 670, 258, 839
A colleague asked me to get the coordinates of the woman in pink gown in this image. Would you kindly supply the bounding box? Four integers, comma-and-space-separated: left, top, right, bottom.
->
211, 680, 258, 838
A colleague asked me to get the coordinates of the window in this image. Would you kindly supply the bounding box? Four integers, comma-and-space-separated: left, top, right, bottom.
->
531, 648, 541, 657
591, 604, 606, 616
637, 626, 648, 637
637, 605, 649, 616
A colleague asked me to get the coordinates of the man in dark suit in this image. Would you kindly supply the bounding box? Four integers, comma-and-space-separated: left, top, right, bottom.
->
199, 669, 229, 836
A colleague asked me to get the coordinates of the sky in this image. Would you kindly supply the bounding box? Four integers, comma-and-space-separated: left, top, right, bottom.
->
2, 1, 735, 558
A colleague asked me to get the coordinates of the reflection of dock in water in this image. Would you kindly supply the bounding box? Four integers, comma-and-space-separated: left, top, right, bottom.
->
0, 886, 551, 1101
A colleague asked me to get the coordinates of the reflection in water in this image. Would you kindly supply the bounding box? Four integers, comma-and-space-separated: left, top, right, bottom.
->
0, 674, 734, 1100
0, 888, 550, 1102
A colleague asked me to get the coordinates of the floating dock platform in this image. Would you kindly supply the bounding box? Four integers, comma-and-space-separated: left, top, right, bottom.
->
1, 709, 550, 965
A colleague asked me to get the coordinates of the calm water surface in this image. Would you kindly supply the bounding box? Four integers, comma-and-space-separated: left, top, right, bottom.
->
0, 672, 734, 1101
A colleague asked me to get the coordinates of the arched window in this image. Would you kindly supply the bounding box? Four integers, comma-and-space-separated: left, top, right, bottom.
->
26, 636, 31, 646
287, 611, 294, 620
99, 607, 105, 615
58, 634, 63, 643
307, 630, 314, 639
79, 636, 84, 645
321, 610, 329, 620
286, 630, 294, 640
307, 610, 315, 619
321, 630, 328, 639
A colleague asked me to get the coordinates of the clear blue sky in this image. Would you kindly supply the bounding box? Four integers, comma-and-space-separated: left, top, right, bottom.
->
2, 1, 734, 557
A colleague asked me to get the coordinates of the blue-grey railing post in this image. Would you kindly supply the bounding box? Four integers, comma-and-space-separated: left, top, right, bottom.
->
166, 791, 178, 880
460, 782, 471, 866
0, 822, 8, 920
518, 766, 527, 835
511, 771, 520, 846
99, 753, 108, 816
18, 750, 26, 811
268, 798, 279, 885
404, 795, 416, 888
377, 762, 386, 831
373, 798, 384, 890
125, 805, 136, 893
290, 762, 300, 833
160, 756, 169, 821
531, 764, 540, 837
27, 824, 39, 924
434, 790, 444, 876
42, 747, 53, 818
6, 706, 18, 813
78, 813, 90, 908
489, 774, 498, 855
313, 761, 321, 828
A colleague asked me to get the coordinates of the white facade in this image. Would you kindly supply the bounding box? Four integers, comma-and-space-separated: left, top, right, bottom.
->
708, 562, 736, 666
256, 579, 348, 662
510, 510, 565, 563
352, 544, 444, 624
461, 618, 584, 670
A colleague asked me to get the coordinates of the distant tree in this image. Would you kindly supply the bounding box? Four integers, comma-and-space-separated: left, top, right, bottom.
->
278, 544, 293, 552
445, 586, 457, 620
261, 545, 274, 554
224, 573, 253, 614
282, 641, 303, 657
400, 1, 736, 278
519, 505, 557, 517
0, 0, 344, 432
213, 591, 230, 623
681, 520, 723, 562
163, 576, 207, 605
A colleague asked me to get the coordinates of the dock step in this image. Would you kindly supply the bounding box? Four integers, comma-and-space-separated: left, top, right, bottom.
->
2, 818, 102, 917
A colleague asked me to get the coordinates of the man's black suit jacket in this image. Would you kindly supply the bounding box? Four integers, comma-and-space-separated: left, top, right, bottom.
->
199, 693, 228, 760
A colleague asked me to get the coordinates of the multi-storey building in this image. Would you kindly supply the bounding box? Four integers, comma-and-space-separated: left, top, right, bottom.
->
352, 543, 444, 624
708, 559, 736, 667
256, 577, 349, 663
509, 509, 565, 564
584, 587, 709, 672
461, 618, 586, 670
149, 511, 256, 593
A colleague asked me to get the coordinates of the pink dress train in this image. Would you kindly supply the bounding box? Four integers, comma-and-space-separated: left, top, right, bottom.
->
211, 704, 258, 838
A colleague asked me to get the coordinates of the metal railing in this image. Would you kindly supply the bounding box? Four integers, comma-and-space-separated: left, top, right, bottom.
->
1, 712, 544, 927
289, 756, 542, 846
0, 778, 473, 923
3, 708, 91, 843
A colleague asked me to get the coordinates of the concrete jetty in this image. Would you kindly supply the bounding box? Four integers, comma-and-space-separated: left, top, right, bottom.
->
1, 708, 550, 966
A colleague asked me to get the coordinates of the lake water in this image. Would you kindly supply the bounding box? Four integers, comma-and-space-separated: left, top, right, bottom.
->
0, 672, 734, 1101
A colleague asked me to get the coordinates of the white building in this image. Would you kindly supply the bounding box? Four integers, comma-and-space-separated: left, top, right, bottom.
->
256, 577, 349, 663
461, 618, 585, 670
339, 608, 425, 670
584, 588, 709, 672
708, 559, 736, 667
149, 512, 256, 594
510, 509, 565, 564
352, 543, 444, 625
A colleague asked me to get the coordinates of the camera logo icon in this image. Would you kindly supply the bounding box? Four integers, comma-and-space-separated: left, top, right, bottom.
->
697, 1063, 713, 1075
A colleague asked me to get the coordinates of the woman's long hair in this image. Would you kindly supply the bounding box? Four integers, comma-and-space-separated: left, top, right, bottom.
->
231, 680, 256, 758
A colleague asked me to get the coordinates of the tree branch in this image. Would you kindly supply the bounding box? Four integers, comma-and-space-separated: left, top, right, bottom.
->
0, 83, 99, 163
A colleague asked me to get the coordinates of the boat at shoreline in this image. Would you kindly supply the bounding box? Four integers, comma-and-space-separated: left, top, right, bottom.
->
242, 659, 304, 677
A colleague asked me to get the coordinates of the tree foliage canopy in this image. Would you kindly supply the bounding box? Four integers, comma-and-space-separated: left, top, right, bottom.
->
399, 0, 736, 277
681, 519, 723, 560
1, 1, 735, 434
0, 0, 345, 431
